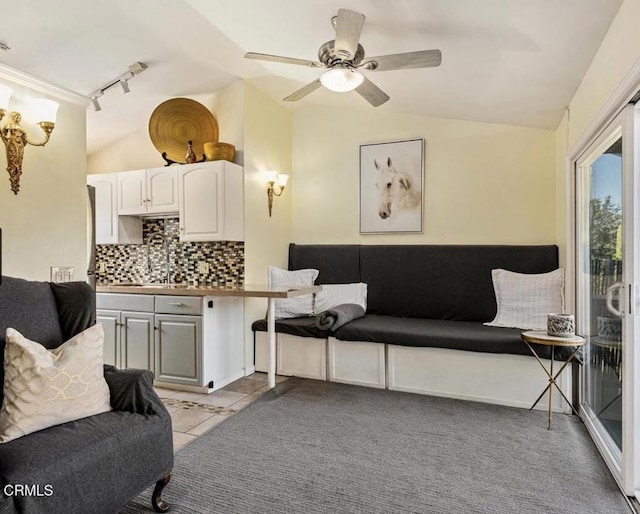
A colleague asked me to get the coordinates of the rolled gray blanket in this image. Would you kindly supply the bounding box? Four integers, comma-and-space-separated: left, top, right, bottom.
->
315, 303, 365, 332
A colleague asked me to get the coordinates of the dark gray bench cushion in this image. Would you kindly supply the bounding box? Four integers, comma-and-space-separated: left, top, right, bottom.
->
334, 315, 571, 360
252, 317, 330, 339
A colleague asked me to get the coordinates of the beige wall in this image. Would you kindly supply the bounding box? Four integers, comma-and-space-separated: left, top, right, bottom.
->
567, 0, 640, 148
87, 82, 245, 173
242, 83, 292, 368
291, 105, 556, 245
0, 80, 87, 281
554, 0, 640, 306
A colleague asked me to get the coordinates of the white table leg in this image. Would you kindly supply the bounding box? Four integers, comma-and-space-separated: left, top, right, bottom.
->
267, 297, 276, 389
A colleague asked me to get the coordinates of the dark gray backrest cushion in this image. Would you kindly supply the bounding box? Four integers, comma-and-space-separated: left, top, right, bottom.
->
360, 245, 559, 321
288, 244, 559, 321
289, 244, 361, 284
0, 276, 64, 405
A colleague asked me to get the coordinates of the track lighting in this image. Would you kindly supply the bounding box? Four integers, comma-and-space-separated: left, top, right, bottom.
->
91, 97, 102, 112
87, 62, 147, 111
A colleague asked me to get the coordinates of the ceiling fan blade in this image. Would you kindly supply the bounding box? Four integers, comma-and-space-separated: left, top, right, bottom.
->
333, 9, 365, 60
355, 76, 390, 107
244, 52, 323, 68
360, 50, 442, 71
283, 80, 322, 102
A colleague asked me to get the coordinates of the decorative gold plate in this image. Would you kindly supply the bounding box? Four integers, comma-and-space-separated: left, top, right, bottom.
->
149, 98, 218, 163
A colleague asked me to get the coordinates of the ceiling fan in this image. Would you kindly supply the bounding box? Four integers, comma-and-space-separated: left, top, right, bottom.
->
245, 8, 442, 107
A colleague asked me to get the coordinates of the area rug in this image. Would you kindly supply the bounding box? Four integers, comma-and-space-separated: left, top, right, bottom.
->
122, 378, 631, 514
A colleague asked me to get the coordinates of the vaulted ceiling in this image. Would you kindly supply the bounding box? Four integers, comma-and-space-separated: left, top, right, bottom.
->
0, 0, 623, 154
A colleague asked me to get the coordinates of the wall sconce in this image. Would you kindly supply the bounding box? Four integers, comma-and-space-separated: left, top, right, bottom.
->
266, 171, 289, 217
0, 84, 59, 195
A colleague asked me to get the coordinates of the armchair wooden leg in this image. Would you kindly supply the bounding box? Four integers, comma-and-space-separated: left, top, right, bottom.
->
152, 474, 171, 513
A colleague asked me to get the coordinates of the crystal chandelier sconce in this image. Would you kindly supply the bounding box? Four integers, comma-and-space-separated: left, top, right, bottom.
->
0, 84, 59, 195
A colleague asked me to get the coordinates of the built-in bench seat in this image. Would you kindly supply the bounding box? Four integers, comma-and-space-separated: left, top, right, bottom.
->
253, 244, 574, 413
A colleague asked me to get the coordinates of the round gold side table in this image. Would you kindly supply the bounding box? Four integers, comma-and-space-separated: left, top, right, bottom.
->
521, 330, 586, 430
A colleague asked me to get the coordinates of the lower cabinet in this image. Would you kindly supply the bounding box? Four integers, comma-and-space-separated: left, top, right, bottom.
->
121, 311, 155, 371
154, 314, 202, 387
97, 309, 158, 371
97, 309, 121, 367
96, 293, 243, 392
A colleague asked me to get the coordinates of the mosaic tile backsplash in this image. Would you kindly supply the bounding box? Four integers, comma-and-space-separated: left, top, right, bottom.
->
96, 218, 244, 285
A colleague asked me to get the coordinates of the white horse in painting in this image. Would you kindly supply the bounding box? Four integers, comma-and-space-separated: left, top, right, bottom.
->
374, 157, 421, 219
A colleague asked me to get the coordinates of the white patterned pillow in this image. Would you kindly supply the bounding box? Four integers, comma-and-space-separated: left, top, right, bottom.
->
0, 324, 112, 443
484, 268, 564, 331
314, 283, 368, 314
268, 266, 319, 319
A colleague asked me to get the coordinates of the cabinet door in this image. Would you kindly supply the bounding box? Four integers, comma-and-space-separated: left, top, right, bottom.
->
147, 167, 179, 214
88, 173, 118, 244
121, 311, 155, 371
117, 170, 147, 215
97, 309, 120, 367
154, 314, 202, 386
179, 163, 225, 241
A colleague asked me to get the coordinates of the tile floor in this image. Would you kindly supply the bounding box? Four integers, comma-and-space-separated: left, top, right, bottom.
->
154, 373, 289, 452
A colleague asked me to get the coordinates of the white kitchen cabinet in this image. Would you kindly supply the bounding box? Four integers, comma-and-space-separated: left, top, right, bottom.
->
88, 173, 142, 244
147, 167, 179, 214
118, 167, 178, 216
178, 161, 244, 242
96, 292, 245, 392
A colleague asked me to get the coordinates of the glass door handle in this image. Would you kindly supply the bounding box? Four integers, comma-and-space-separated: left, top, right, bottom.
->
606, 282, 625, 317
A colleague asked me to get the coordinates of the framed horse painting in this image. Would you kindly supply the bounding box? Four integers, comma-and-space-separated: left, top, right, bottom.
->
359, 138, 424, 234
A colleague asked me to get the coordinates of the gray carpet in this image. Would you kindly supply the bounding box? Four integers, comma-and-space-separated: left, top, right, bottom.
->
122, 379, 631, 514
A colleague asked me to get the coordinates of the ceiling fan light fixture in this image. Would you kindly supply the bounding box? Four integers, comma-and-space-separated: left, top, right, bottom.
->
320, 66, 364, 92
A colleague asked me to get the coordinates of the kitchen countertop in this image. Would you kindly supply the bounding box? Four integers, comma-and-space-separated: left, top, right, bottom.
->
96, 283, 321, 298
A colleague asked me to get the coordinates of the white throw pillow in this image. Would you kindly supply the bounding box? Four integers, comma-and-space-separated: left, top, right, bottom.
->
0, 324, 112, 443
314, 283, 368, 314
484, 268, 564, 331
268, 266, 319, 319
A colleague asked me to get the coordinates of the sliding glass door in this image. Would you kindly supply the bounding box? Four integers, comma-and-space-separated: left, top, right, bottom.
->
576, 104, 640, 496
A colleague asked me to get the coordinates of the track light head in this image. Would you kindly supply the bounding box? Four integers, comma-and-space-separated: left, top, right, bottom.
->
129, 62, 147, 75
120, 80, 130, 94
91, 97, 102, 111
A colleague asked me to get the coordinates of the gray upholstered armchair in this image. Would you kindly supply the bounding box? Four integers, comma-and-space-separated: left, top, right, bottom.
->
0, 276, 173, 513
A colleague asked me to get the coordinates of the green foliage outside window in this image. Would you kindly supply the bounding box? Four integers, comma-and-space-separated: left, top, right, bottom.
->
590, 195, 621, 261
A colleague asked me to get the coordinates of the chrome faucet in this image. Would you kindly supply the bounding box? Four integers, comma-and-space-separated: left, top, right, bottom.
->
146, 230, 170, 284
